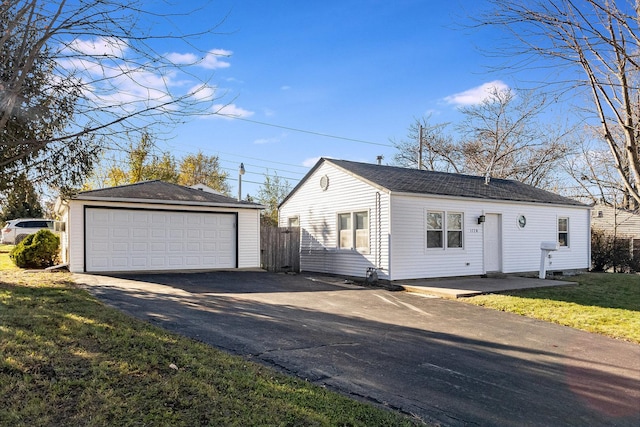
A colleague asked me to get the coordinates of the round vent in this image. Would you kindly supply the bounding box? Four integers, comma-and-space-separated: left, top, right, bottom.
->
320, 175, 329, 191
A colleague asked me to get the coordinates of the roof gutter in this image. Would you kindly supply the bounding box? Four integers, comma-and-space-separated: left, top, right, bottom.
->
72, 196, 266, 210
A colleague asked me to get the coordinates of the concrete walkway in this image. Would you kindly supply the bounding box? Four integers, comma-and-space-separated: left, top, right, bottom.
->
399, 275, 573, 298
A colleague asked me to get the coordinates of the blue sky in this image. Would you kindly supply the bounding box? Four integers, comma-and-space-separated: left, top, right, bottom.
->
99, 1, 547, 197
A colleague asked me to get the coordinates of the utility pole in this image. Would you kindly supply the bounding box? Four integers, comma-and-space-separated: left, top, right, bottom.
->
418, 125, 423, 170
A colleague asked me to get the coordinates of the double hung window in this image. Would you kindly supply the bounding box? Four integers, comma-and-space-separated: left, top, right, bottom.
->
427, 211, 463, 249
338, 211, 369, 252
558, 217, 569, 247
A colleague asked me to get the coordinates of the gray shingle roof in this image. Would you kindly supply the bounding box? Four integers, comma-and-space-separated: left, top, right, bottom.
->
323, 158, 586, 207
73, 180, 263, 208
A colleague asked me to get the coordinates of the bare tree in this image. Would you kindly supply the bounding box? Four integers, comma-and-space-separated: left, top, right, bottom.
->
1, 0, 228, 191
456, 87, 570, 188
393, 88, 570, 189
480, 0, 640, 206
392, 116, 460, 172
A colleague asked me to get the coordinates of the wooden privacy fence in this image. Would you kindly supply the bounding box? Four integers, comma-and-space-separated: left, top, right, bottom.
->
260, 226, 300, 272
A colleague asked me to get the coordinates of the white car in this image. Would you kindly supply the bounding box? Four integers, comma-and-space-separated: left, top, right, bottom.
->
1, 218, 55, 244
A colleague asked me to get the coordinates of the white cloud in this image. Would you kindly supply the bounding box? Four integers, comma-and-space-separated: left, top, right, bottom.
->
188, 84, 217, 102
165, 52, 198, 64
444, 80, 510, 106
280, 85, 291, 91
212, 103, 254, 118
64, 37, 129, 57
254, 132, 287, 145
201, 49, 232, 69
302, 157, 325, 167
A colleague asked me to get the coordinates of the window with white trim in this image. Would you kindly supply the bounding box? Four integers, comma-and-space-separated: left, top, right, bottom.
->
288, 216, 300, 227
558, 217, 569, 247
427, 211, 463, 249
426, 211, 443, 248
338, 211, 369, 252
447, 212, 463, 248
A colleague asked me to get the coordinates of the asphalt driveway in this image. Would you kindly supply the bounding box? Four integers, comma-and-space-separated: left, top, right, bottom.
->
74, 271, 640, 426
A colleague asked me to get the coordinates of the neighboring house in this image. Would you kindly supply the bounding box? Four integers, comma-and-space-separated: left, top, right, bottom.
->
55, 180, 264, 273
278, 158, 591, 281
591, 202, 640, 237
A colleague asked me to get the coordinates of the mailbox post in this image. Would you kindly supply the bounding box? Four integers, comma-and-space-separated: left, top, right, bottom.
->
539, 241, 559, 279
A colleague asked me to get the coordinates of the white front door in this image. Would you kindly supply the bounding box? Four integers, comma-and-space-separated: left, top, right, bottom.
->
483, 213, 502, 273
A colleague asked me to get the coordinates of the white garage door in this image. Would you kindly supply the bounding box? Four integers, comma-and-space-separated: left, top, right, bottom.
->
85, 208, 236, 272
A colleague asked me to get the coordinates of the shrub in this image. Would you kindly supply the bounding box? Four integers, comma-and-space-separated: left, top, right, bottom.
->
9, 229, 60, 268
591, 228, 635, 273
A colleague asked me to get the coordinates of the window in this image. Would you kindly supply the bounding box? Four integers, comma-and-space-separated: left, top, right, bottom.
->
338, 213, 352, 249
288, 216, 300, 227
355, 211, 369, 251
447, 213, 463, 248
558, 217, 569, 247
338, 211, 369, 252
426, 211, 443, 248
427, 211, 463, 249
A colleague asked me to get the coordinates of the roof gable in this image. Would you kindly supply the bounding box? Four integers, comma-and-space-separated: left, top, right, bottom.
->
283, 158, 586, 207
72, 180, 263, 208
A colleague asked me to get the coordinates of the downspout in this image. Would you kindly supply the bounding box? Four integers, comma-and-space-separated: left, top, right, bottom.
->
376, 191, 382, 269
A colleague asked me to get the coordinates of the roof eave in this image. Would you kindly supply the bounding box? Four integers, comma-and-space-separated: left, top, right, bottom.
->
389, 190, 590, 208
72, 195, 265, 210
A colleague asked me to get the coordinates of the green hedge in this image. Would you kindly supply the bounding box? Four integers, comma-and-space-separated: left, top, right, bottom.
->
9, 229, 60, 268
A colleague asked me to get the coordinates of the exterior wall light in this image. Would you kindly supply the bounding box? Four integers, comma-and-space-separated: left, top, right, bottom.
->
477, 215, 486, 224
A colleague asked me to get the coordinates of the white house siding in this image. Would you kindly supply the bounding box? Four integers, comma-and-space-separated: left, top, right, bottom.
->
65, 200, 260, 273
591, 203, 640, 237
237, 209, 261, 268
390, 195, 590, 280
279, 162, 391, 279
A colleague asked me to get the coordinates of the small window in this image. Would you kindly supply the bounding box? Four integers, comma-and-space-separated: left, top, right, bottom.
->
447, 213, 463, 248
288, 216, 300, 227
427, 211, 443, 248
338, 213, 352, 249
354, 211, 369, 252
558, 217, 569, 247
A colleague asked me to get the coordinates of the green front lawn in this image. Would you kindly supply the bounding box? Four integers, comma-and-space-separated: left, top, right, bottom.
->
464, 273, 640, 343
0, 267, 418, 426
0, 245, 16, 270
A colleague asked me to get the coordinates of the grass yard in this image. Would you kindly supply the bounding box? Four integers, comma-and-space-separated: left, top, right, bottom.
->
0, 267, 417, 426
464, 273, 640, 344
0, 245, 16, 270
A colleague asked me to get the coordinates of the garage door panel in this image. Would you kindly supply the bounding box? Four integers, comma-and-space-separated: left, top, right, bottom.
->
150, 242, 166, 251
85, 208, 236, 272
132, 242, 148, 252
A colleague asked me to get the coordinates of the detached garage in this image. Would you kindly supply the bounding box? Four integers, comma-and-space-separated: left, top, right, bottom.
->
55, 181, 264, 273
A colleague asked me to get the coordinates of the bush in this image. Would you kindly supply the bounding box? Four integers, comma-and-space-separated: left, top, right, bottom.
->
9, 229, 60, 268
591, 228, 635, 273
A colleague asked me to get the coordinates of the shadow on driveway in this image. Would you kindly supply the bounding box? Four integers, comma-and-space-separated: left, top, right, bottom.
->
74, 271, 640, 427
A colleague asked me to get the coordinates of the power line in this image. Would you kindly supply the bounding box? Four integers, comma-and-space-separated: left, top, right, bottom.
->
226, 116, 394, 148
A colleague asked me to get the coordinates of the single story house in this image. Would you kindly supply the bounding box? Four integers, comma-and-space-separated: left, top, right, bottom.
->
591, 202, 640, 237
278, 158, 591, 281
55, 180, 264, 273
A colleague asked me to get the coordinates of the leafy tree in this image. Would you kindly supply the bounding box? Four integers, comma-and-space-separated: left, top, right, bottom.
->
480, 0, 640, 206
0, 173, 43, 221
256, 172, 291, 226
1, 1, 226, 192
179, 151, 230, 194
95, 134, 229, 193
0, 2, 97, 192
